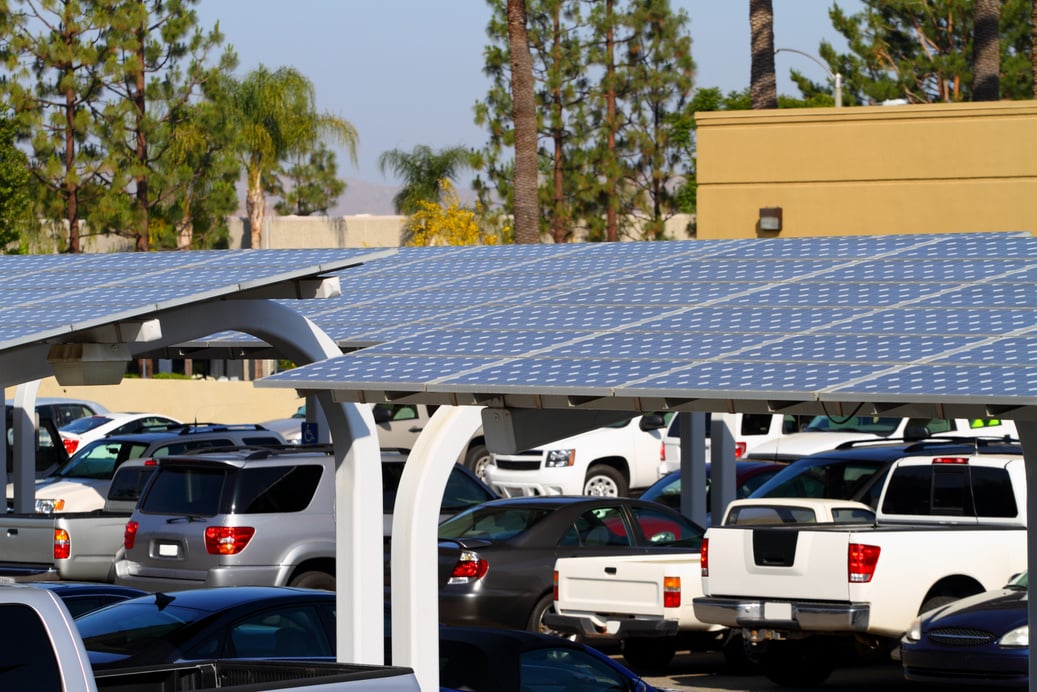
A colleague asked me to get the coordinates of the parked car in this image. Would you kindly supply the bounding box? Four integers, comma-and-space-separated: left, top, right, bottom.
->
438, 625, 667, 692
658, 412, 806, 475
640, 461, 785, 521
58, 412, 181, 455
17, 423, 287, 513
73, 586, 339, 670
5, 396, 108, 429
437, 495, 705, 634
901, 571, 1028, 688
4, 396, 105, 481
116, 447, 498, 592
25, 581, 147, 617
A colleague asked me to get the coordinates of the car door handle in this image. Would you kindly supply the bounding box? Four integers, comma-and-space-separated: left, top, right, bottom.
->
408, 426, 423, 433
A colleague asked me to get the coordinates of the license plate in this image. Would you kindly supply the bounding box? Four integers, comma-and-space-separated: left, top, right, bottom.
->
764, 602, 792, 620
157, 542, 180, 558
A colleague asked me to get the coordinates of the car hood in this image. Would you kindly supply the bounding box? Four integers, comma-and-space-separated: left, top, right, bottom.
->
32, 479, 107, 511
925, 587, 1027, 630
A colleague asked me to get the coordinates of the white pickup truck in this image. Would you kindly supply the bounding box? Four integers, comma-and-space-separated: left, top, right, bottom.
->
693, 442, 1028, 687
0, 581, 420, 691
546, 498, 876, 671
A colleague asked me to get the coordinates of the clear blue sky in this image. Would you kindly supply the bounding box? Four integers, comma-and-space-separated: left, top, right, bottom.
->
195, 0, 862, 187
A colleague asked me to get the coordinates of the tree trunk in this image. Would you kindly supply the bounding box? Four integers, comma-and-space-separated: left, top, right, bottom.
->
749, 0, 777, 109
246, 164, 265, 249
605, 0, 619, 242
551, 5, 567, 244
1033, 0, 1037, 99
63, 84, 81, 253
133, 22, 149, 252
973, 0, 1000, 101
507, 0, 540, 244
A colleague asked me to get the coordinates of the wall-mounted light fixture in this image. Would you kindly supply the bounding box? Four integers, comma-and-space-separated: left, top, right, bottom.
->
759, 207, 783, 232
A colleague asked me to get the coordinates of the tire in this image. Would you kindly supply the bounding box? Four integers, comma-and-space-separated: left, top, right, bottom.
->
621, 636, 677, 671
583, 464, 627, 497
760, 637, 835, 687
721, 631, 761, 674
289, 570, 336, 590
464, 443, 492, 483
919, 594, 958, 615
526, 593, 573, 638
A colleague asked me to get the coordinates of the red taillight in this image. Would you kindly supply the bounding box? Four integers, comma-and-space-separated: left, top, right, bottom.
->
449, 550, 488, 583
553, 570, 559, 601
63, 438, 78, 455
734, 442, 747, 459
700, 537, 709, 577
848, 543, 881, 583
53, 528, 70, 559
124, 520, 138, 550
932, 457, 969, 464
663, 576, 681, 608
205, 526, 255, 555
660, 441, 666, 462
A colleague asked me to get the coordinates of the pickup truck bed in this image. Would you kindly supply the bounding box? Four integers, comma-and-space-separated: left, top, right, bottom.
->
0, 510, 129, 581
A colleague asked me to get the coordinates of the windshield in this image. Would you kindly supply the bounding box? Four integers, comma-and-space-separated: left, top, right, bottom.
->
440, 505, 552, 541
1007, 571, 1028, 590
55, 440, 150, 479
750, 457, 890, 506
76, 599, 207, 656
801, 416, 901, 435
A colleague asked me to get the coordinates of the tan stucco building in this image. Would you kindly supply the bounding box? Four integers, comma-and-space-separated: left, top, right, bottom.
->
694, 100, 1037, 239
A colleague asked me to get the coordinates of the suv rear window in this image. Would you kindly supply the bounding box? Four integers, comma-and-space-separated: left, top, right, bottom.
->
880, 465, 1017, 518
140, 464, 323, 516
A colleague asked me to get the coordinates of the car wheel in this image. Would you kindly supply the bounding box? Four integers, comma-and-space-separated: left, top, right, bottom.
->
621, 636, 677, 671
526, 593, 574, 639
760, 637, 835, 687
289, 570, 336, 590
919, 594, 959, 614
583, 465, 627, 497
721, 631, 761, 674
464, 443, 492, 482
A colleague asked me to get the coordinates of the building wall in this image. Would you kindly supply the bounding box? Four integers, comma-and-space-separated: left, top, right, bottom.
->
694, 100, 1037, 238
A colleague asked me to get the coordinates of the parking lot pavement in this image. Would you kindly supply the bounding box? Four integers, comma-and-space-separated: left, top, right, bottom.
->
632, 650, 989, 691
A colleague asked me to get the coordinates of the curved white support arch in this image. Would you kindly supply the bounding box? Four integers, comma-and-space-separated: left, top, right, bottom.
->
391, 405, 484, 690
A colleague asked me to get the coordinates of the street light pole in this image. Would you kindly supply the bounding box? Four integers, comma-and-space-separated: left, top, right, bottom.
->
775, 47, 842, 108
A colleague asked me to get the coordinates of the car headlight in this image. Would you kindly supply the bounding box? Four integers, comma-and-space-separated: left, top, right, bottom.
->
903, 616, 923, 642
1000, 625, 1028, 648
35, 498, 64, 513
544, 449, 575, 467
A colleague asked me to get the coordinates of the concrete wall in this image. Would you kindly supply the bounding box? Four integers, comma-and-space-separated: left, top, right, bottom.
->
695, 100, 1037, 238
227, 214, 407, 249
6, 377, 303, 426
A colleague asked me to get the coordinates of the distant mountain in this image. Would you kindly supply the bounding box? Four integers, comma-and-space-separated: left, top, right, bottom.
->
335, 178, 399, 216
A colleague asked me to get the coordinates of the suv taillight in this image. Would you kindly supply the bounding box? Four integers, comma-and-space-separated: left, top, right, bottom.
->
205, 526, 255, 555
932, 457, 969, 464
660, 441, 666, 462
700, 537, 709, 577
448, 550, 488, 584
848, 543, 880, 583
734, 442, 747, 458
53, 528, 70, 559
123, 520, 138, 550
63, 439, 78, 455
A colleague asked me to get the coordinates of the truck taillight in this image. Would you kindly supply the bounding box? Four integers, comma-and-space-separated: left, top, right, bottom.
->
932, 457, 969, 464
848, 543, 881, 583
734, 442, 747, 459
553, 570, 559, 601
53, 528, 70, 559
124, 520, 138, 550
663, 576, 681, 608
448, 550, 488, 584
205, 526, 255, 555
700, 538, 709, 577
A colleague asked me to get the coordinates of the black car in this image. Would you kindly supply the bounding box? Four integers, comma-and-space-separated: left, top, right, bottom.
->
437, 496, 705, 633
75, 586, 338, 670
26, 581, 147, 617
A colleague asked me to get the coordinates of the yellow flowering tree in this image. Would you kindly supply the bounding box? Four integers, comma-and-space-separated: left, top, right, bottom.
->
404, 179, 504, 246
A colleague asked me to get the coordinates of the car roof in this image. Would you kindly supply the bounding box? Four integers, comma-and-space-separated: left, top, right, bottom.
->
798, 436, 1023, 462
114, 586, 334, 612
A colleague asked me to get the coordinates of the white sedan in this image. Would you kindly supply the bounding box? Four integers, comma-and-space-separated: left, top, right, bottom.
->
58, 412, 181, 455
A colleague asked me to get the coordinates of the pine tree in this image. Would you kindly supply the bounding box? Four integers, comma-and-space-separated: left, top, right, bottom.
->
271, 144, 347, 217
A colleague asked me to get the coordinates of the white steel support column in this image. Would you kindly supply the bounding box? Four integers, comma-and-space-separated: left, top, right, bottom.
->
1015, 420, 1037, 692
391, 405, 484, 691
152, 300, 383, 665
9, 380, 41, 513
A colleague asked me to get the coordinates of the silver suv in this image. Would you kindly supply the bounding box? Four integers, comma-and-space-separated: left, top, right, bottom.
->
114, 447, 497, 592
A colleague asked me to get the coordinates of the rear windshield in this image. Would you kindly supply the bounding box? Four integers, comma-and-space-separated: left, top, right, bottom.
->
880, 465, 1018, 518
140, 464, 323, 516
751, 457, 890, 505
60, 416, 113, 434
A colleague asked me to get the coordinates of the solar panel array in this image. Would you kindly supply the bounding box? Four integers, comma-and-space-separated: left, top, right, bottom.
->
256, 233, 1037, 417
0, 248, 387, 351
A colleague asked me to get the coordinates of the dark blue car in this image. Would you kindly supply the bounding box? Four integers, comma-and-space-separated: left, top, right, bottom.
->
901, 571, 1028, 688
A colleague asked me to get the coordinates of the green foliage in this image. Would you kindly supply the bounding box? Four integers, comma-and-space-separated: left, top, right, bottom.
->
378, 144, 474, 215
0, 117, 33, 252
270, 143, 346, 216
818, 0, 1032, 105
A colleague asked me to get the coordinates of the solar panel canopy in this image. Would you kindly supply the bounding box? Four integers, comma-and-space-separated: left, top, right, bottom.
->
252, 233, 1037, 422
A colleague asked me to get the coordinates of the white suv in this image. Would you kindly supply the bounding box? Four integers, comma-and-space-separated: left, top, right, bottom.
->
485, 414, 668, 497
658, 412, 805, 476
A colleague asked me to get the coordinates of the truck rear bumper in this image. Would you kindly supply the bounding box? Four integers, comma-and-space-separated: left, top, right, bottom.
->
543, 612, 680, 640
693, 596, 870, 633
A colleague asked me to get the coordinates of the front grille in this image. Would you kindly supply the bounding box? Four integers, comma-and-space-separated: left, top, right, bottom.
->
928, 626, 996, 647
494, 459, 541, 471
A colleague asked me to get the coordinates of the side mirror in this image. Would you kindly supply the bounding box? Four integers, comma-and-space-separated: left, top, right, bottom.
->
639, 414, 666, 431
903, 424, 930, 441
372, 406, 393, 424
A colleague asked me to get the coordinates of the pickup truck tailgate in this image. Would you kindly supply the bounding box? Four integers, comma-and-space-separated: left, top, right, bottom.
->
555, 554, 699, 617
704, 526, 852, 601
0, 516, 59, 570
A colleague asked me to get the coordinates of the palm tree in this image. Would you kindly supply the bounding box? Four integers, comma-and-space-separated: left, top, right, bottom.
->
507, 0, 541, 244
749, 0, 777, 109
378, 145, 473, 215
229, 65, 358, 248
1032, 0, 1037, 99
973, 0, 1000, 100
